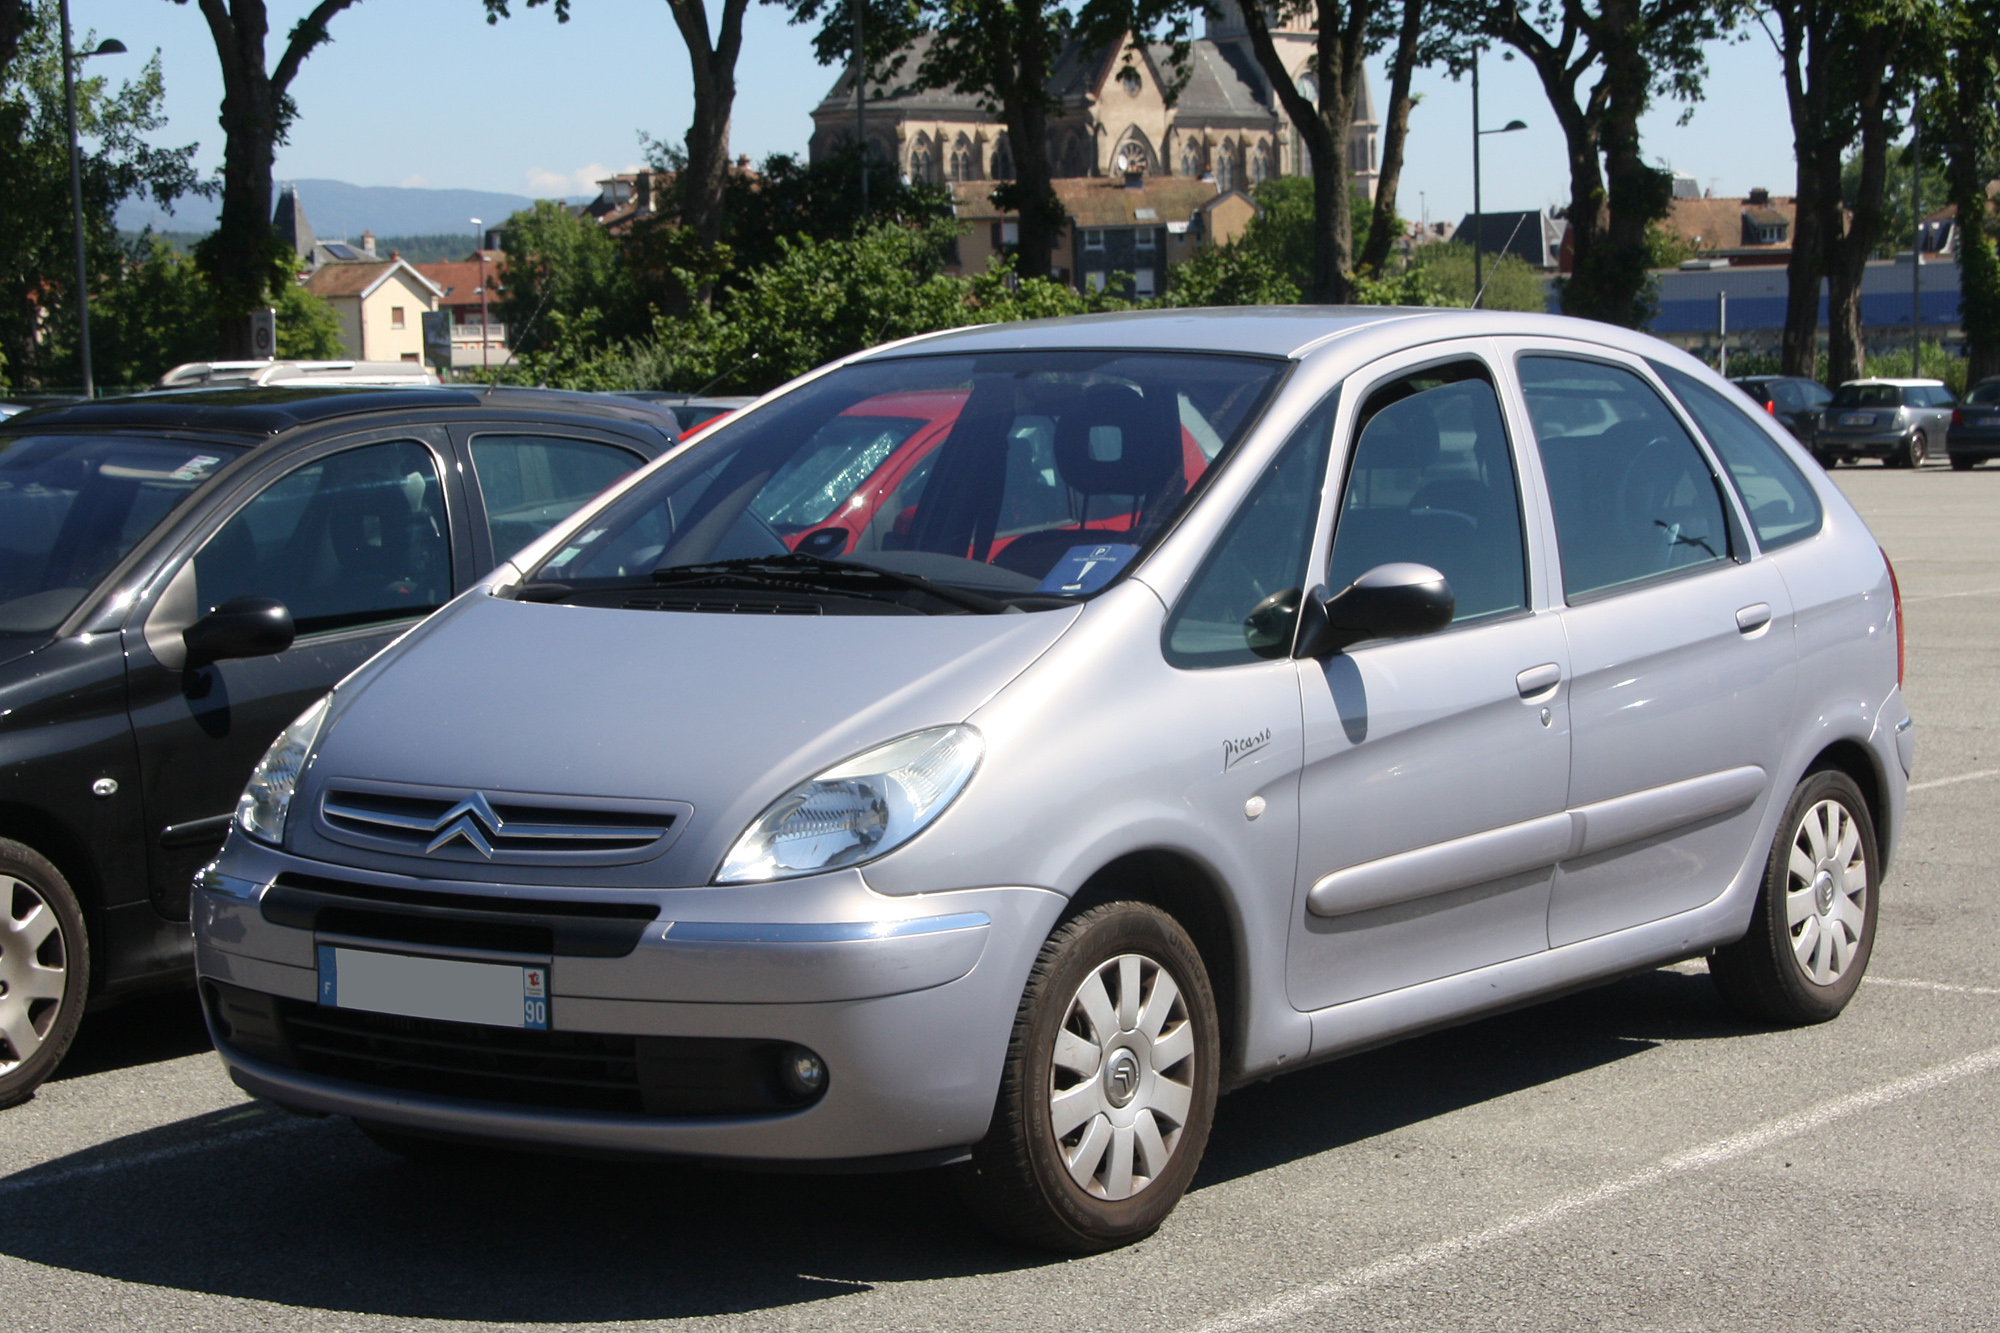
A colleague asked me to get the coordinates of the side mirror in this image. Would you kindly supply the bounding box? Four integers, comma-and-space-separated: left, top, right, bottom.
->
1295, 563, 1454, 658
182, 597, 295, 670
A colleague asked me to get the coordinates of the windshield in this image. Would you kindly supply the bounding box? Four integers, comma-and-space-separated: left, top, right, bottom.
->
521, 351, 1283, 614
0, 434, 242, 639
1830, 384, 1908, 408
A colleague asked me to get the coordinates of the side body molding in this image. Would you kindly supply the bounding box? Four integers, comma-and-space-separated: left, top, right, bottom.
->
1307, 766, 1766, 918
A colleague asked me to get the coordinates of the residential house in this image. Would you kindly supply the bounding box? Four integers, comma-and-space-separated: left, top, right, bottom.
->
301, 256, 444, 363
413, 252, 514, 369
1657, 188, 1800, 266
1451, 210, 1567, 271
948, 175, 1255, 296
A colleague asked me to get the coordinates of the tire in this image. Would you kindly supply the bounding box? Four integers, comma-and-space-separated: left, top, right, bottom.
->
0, 839, 89, 1110
1811, 448, 1838, 471
1950, 454, 1976, 471
955, 902, 1220, 1253
1904, 429, 1927, 468
1710, 770, 1880, 1025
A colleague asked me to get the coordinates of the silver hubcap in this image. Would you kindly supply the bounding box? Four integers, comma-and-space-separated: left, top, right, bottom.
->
1047, 953, 1196, 1201
0, 876, 68, 1073
1785, 799, 1869, 986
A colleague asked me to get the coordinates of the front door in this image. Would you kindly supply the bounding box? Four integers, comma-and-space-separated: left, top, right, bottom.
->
1288, 348, 1571, 1012
124, 430, 467, 918
1510, 350, 1796, 946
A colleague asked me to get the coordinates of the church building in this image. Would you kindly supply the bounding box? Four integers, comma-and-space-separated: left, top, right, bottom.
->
808, 3, 1379, 197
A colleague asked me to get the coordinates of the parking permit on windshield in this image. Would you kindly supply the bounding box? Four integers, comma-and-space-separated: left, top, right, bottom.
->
1036, 544, 1139, 596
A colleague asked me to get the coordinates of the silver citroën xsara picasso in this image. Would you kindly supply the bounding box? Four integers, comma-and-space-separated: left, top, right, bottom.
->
195, 308, 1912, 1251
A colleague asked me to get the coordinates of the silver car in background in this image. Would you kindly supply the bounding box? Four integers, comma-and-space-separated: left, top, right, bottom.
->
194, 309, 1911, 1252
1816, 377, 1956, 468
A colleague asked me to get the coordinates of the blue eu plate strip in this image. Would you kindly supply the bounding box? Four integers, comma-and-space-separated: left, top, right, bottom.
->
317, 944, 337, 1006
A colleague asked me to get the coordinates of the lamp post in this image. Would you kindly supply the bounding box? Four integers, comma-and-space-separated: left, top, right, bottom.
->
1470, 45, 1526, 309
58, 0, 124, 399
1909, 113, 1921, 379
470, 217, 490, 374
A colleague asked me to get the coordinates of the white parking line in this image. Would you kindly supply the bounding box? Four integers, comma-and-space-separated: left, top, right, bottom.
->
1865, 976, 2000, 997
0, 1113, 322, 1199
1908, 768, 2000, 793
1186, 1042, 2000, 1333
1903, 586, 2000, 603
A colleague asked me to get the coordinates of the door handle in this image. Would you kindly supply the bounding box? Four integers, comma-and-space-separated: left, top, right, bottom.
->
1736, 603, 1773, 634
1516, 663, 1562, 698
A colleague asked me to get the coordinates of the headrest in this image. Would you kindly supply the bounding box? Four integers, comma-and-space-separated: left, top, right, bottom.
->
1355, 397, 1440, 472
1052, 382, 1180, 497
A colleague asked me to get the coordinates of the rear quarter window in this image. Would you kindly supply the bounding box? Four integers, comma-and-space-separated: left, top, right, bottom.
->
1657, 364, 1824, 551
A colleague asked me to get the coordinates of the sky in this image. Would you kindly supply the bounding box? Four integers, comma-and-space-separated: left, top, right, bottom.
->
90, 0, 1803, 231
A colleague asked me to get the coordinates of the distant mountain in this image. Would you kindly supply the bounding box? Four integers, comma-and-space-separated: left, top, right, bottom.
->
118, 179, 558, 238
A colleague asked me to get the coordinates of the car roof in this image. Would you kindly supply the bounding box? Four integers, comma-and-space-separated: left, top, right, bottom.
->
0, 384, 681, 439
1842, 378, 1945, 388
849, 307, 1691, 363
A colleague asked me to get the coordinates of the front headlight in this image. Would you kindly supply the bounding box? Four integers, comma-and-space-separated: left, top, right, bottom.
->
235, 695, 331, 845
714, 725, 983, 884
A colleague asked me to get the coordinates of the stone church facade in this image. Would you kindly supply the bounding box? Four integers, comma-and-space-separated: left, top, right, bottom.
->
808, 6, 1379, 196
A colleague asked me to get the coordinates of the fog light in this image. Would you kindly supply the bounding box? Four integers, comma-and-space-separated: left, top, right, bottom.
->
779, 1045, 828, 1100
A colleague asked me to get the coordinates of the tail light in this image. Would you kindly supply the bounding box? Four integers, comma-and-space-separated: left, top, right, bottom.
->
1765, 400, 1777, 415
1952, 408, 1964, 427
1882, 546, 1904, 688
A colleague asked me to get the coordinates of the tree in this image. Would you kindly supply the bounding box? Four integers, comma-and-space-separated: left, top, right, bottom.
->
1763, 0, 1917, 383
1356, 0, 1428, 276
1846, 144, 1950, 258
0, 3, 202, 389
1227, 176, 1388, 294
492, 199, 645, 363
490, 0, 750, 302
1455, 0, 1728, 328
174, 0, 361, 357
1919, 0, 2000, 383
1405, 239, 1548, 309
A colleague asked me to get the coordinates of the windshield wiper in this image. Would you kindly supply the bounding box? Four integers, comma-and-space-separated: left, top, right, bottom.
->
651, 553, 1010, 615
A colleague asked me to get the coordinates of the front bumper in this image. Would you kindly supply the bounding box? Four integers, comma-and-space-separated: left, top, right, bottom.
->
194, 844, 1065, 1162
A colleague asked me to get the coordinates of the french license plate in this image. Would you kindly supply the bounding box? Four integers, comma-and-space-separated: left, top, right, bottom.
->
316, 945, 549, 1029
1841, 412, 1875, 426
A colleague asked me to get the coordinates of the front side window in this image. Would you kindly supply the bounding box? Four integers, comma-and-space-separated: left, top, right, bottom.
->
469, 433, 644, 560
1327, 361, 1528, 623
1519, 355, 1731, 601
0, 434, 243, 639
1656, 364, 1823, 551
523, 351, 1284, 615
192, 440, 450, 636
1164, 391, 1338, 668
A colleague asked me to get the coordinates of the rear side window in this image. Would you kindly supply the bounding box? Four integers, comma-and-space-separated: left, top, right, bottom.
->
469, 434, 643, 560
1969, 380, 2000, 406
1657, 365, 1823, 551
1518, 356, 1731, 600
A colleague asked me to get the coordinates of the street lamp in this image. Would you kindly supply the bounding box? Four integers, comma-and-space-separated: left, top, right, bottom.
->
1470, 45, 1526, 309
470, 217, 490, 374
59, 0, 124, 398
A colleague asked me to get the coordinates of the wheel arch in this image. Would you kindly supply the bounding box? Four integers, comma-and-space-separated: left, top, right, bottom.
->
1802, 738, 1887, 858
0, 802, 104, 977
1058, 847, 1248, 1081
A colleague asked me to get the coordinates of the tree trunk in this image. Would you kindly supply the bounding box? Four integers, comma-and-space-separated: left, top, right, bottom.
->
666, 0, 748, 307
1942, 36, 2000, 384
1774, 3, 1825, 377
1496, 16, 1608, 320
999, 0, 1060, 281
1240, 0, 1363, 303
1825, 22, 1895, 385
1357, 0, 1422, 278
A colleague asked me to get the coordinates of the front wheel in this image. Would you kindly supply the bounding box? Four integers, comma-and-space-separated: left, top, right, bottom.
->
1710, 770, 1880, 1025
956, 902, 1219, 1253
0, 839, 89, 1109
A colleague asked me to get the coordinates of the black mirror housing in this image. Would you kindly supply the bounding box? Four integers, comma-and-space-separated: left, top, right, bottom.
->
182, 597, 295, 670
1295, 563, 1454, 658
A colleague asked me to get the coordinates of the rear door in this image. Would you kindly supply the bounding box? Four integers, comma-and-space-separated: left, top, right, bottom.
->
124, 427, 473, 919
446, 419, 659, 570
1509, 347, 1795, 946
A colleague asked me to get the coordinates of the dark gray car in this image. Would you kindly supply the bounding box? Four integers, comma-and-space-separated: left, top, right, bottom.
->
1817, 378, 1956, 468
1946, 378, 2000, 470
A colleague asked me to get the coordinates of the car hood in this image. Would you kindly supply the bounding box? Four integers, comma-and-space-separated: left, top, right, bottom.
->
290, 592, 1081, 887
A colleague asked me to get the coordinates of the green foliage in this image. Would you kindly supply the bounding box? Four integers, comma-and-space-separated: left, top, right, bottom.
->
1846, 145, 1953, 259
1160, 241, 1301, 307
1221, 178, 1384, 297
1707, 343, 1968, 396
494, 199, 649, 360
88, 240, 343, 387
1646, 222, 1696, 269
0, 4, 203, 390
1405, 242, 1548, 311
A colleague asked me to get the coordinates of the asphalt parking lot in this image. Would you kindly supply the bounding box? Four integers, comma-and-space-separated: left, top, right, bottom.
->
3, 459, 1996, 1333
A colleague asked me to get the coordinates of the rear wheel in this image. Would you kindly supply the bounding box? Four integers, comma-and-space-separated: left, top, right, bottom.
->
1811, 448, 1838, 470
1710, 770, 1879, 1025
956, 902, 1219, 1253
0, 839, 89, 1109
1951, 453, 1977, 471
1904, 429, 1927, 468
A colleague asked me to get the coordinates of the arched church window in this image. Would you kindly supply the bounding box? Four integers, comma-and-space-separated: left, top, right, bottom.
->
1179, 137, 1206, 178
908, 135, 937, 184
949, 134, 977, 182
991, 134, 1015, 181
1250, 139, 1272, 185
1215, 139, 1239, 192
